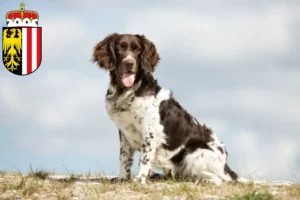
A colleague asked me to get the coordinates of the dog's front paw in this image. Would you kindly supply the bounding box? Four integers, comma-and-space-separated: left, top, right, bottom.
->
119, 177, 131, 182
109, 176, 131, 183
202, 177, 223, 186
118, 173, 132, 182
133, 175, 147, 185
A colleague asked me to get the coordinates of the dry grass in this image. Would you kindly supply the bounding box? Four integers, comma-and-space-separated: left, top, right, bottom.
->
0, 171, 299, 200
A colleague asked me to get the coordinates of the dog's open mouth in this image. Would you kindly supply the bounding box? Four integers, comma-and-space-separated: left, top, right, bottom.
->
121, 72, 135, 88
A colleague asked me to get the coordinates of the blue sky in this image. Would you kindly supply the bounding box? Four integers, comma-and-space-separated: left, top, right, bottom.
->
0, 0, 300, 182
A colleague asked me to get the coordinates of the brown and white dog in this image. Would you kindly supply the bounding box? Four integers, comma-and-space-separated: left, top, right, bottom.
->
92, 33, 238, 185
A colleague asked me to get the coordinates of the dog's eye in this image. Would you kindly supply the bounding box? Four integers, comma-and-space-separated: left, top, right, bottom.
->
131, 43, 141, 52
119, 43, 127, 51
134, 47, 141, 52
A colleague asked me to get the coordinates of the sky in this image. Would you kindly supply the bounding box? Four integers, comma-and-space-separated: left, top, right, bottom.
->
0, 0, 299, 182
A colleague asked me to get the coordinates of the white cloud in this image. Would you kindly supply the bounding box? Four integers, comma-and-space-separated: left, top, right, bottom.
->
0, 12, 110, 156
124, 3, 294, 65
19, 133, 117, 154
36, 71, 107, 129
41, 15, 86, 59
0, 70, 108, 128
193, 87, 300, 125
51, 0, 109, 9
0, 69, 112, 154
231, 130, 299, 181
0, 78, 23, 117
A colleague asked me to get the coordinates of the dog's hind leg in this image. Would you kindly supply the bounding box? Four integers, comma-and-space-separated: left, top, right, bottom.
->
197, 171, 224, 185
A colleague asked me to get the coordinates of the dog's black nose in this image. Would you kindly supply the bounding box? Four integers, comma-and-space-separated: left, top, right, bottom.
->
123, 59, 135, 71
124, 60, 134, 68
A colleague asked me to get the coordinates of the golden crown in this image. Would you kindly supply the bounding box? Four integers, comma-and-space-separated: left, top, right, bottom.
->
6, 2, 39, 25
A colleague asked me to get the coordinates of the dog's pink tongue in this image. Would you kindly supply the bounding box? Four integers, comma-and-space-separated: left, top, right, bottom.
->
122, 73, 135, 87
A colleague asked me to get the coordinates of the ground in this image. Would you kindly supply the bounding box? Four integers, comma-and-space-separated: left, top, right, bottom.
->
0, 170, 299, 200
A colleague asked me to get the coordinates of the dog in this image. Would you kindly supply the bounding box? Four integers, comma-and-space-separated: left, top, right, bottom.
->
92, 33, 238, 185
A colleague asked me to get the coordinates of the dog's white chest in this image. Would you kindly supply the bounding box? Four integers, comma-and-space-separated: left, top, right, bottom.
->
105, 90, 157, 150
105, 88, 171, 150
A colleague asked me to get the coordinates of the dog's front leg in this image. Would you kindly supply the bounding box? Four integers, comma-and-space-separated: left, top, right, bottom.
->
134, 130, 157, 185
119, 130, 134, 180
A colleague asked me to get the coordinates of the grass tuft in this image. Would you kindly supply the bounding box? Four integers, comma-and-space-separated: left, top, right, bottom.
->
228, 191, 274, 200
28, 164, 50, 180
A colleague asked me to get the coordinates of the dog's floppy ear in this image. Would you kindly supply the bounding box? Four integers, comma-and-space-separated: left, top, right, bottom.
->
136, 34, 160, 72
92, 33, 119, 71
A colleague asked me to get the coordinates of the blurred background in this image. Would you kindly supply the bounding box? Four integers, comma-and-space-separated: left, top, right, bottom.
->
0, 0, 299, 182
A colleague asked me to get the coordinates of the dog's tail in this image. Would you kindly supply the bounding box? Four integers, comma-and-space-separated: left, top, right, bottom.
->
224, 163, 238, 181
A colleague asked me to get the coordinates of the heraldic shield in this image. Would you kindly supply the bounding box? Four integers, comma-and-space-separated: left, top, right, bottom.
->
2, 27, 42, 75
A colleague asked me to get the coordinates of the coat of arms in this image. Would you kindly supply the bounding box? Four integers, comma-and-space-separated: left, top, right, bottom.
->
2, 2, 42, 75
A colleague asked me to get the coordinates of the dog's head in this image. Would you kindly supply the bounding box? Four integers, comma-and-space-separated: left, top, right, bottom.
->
92, 33, 160, 88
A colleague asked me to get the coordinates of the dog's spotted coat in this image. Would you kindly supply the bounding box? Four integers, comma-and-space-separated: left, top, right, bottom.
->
93, 33, 238, 185
106, 85, 171, 183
